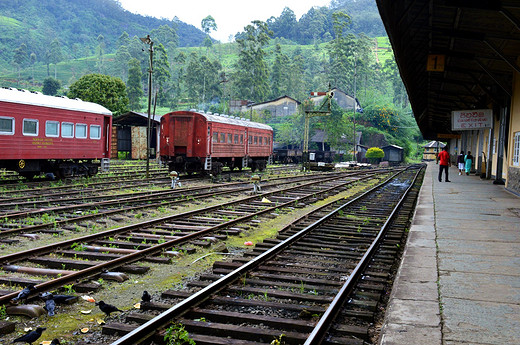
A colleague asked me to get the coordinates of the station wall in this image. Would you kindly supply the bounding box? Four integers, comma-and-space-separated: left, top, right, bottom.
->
507, 67, 520, 195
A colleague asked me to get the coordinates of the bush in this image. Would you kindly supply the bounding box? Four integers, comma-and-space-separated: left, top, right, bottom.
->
366, 147, 384, 163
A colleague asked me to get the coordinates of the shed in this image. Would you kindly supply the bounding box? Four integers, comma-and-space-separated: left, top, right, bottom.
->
382, 144, 404, 164
112, 112, 162, 159
422, 141, 446, 161
244, 95, 301, 118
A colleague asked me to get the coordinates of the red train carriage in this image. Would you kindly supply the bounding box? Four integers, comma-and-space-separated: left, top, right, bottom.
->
160, 110, 273, 174
0, 88, 112, 178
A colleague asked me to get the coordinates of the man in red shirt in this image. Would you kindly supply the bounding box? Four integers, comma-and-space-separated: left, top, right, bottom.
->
438, 146, 451, 182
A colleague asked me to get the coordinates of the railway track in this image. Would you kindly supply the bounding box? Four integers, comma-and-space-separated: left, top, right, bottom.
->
0, 170, 365, 241
95, 164, 424, 345
0, 169, 391, 308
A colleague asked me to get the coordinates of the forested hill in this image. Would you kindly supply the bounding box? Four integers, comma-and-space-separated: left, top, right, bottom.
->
0, 0, 206, 68
267, 0, 386, 44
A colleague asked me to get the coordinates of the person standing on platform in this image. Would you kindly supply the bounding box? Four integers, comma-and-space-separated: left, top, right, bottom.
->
438, 146, 451, 182
457, 151, 465, 175
464, 151, 474, 176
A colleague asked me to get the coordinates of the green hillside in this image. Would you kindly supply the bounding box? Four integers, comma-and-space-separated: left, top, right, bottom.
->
0, 0, 424, 162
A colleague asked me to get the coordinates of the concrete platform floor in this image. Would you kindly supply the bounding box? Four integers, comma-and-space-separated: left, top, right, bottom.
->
379, 162, 520, 345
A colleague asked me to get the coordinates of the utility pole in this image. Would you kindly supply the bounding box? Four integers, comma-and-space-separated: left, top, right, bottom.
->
352, 55, 358, 163
140, 35, 153, 178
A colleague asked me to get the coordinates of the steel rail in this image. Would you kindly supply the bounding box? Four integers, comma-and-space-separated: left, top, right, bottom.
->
0, 170, 349, 219
304, 165, 423, 344
0, 171, 358, 238
0, 171, 379, 304
109, 167, 410, 345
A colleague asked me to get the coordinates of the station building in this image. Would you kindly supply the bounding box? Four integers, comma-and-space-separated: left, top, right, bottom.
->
376, 0, 520, 196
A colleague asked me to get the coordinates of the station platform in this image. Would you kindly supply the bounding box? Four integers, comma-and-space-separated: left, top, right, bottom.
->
379, 162, 520, 345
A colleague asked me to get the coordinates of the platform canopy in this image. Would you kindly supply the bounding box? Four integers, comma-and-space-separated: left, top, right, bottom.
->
376, 0, 520, 139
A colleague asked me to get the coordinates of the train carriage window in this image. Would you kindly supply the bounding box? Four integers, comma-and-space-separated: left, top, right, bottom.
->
234, 134, 239, 144
213, 132, 218, 143
90, 125, 101, 139
254, 136, 258, 145
76, 123, 87, 139
22, 119, 38, 136
259, 136, 263, 145
240, 134, 244, 144
45, 121, 59, 137
0, 117, 14, 135
227, 133, 232, 143
220, 133, 225, 143
248, 136, 252, 144
62, 122, 74, 138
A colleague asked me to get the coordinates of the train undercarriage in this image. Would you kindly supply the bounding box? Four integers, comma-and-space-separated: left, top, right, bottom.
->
0, 159, 100, 179
164, 155, 268, 175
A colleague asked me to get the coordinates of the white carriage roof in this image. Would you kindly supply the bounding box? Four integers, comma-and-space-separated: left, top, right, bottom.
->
192, 110, 273, 131
0, 87, 112, 115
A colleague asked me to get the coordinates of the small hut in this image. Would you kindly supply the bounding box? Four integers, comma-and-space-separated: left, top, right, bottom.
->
382, 144, 404, 165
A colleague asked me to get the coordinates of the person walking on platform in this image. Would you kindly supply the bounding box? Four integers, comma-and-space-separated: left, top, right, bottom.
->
438, 146, 451, 182
464, 151, 474, 176
457, 151, 465, 175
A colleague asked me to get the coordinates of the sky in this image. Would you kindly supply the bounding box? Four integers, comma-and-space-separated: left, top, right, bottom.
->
118, 0, 331, 42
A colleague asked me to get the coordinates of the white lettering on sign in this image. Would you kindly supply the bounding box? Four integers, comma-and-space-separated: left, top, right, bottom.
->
451, 109, 493, 130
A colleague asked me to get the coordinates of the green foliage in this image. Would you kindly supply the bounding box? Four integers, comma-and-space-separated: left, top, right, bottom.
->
127, 58, 143, 111
234, 21, 272, 102
366, 147, 384, 159
42, 77, 61, 96
0, 0, 204, 72
164, 323, 196, 345
68, 73, 128, 115
0, 0, 422, 162
267, 0, 385, 44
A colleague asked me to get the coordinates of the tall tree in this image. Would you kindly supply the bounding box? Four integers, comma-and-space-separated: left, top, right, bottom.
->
49, 39, 62, 79
184, 52, 222, 106
96, 34, 106, 73
201, 15, 217, 52
234, 20, 272, 102
288, 47, 306, 100
29, 52, 37, 81
13, 43, 28, 79
114, 44, 131, 81
268, 7, 297, 41
152, 43, 171, 107
270, 44, 290, 98
170, 51, 187, 108
68, 74, 129, 116
127, 58, 143, 111
326, 11, 352, 91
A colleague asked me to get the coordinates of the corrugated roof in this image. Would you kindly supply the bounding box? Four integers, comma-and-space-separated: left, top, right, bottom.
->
0, 87, 112, 115
423, 141, 446, 148
174, 110, 273, 131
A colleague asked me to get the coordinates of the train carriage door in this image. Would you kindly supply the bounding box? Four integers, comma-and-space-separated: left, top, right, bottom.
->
104, 116, 112, 158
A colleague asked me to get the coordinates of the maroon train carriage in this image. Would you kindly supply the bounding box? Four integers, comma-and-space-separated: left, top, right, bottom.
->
0, 87, 112, 179
160, 110, 273, 175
